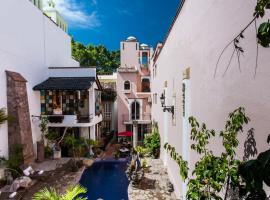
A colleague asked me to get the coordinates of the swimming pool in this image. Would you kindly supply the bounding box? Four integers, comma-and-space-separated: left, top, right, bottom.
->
79, 159, 129, 200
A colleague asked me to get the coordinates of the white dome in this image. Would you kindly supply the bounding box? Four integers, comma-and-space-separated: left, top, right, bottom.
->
140, 43, 148, 47
126, 36, 137, 41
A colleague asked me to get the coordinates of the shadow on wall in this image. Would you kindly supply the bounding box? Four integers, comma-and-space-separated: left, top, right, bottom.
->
243, 128, 258, 161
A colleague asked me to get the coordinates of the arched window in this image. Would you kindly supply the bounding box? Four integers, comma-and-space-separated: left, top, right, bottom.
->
124, 81, 131, 90
131, 101, 140, 120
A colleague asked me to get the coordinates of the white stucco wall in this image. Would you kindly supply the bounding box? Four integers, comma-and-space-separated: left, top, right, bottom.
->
0, 0, 79, 158
152, 0, 270, 198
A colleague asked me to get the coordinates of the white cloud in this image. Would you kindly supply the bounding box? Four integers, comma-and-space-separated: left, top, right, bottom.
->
44, 0, 101, 29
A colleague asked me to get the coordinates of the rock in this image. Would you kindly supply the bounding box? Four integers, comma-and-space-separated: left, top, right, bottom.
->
83, 159, 93, 167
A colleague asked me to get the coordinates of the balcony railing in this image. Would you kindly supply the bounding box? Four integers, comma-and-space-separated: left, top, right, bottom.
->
122, 114, 151, 123
41, 114, 93, 125
103, 112, 112, 120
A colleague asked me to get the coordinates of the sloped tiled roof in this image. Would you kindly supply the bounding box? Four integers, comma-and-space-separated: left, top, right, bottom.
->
33, 77, 96, 90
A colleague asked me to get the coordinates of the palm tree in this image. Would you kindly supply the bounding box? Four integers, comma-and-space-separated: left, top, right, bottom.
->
0, 108, 8, 126
33, 185, 87, 200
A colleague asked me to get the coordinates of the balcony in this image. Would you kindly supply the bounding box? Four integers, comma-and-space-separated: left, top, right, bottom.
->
43, 114, 94, 127
122, 114, 151, 124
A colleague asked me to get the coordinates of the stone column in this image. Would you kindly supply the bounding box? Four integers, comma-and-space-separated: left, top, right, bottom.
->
6, 71, 35, 165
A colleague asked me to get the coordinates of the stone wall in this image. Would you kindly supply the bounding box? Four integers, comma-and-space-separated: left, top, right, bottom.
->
6, 71, 35, 164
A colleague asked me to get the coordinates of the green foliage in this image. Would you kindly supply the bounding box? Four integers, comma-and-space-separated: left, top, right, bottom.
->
45, 146, 53, 158
144, 123, 160, 158
85, 139, 99, 148
33, 184, 87, 200
164, 143, 189, 180
71, 39, 120, 73
238, 137, 270, 199
5, 144, 23, 177
141, 159, 147, 168
113, 151, 120, 160
135, 146, 150, 157
39, 116, 49, 140
257, 21, 270, 47
0, 108, 9, 126
254, 0, 270, 48
63, 135, 87, 158
164, 107, 250, 200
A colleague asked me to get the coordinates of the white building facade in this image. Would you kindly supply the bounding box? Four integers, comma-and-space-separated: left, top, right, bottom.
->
0, 0, 101, 160
151, 0, 270, 198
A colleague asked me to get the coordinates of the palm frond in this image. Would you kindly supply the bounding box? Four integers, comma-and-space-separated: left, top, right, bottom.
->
33, 187, 59, 200
0, 108, 8, 125
61, 185, 87, 200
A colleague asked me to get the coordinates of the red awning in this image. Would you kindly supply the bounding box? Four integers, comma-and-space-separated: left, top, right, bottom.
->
118, 131, 133, 137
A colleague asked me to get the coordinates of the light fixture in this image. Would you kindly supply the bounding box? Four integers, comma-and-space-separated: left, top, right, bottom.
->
160, 92, 174, 115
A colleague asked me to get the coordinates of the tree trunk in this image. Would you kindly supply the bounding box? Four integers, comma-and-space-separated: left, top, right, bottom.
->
37, 141, 45, 162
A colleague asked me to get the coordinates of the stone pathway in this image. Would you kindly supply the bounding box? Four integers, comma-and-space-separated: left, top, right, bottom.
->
128, 158, 177, 200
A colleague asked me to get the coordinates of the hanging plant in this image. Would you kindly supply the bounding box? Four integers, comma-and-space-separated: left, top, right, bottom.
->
257, 20, 270, 47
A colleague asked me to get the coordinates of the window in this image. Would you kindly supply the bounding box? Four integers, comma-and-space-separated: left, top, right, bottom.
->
141, 78, 150, 92
131, 101, 140, 120
104, 103, 112, 119
124, 81, 131, 90
136, 43, 138, 50
122, 43, 125, 50
141, 52, 148, 67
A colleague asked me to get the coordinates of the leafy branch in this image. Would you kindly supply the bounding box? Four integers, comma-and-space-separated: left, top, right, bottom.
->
164, 107, 250, 200
0, 108, 9, 126
214, 0, 270, 78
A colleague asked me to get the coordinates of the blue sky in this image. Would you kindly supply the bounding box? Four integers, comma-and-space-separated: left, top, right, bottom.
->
49, 0, 180, 50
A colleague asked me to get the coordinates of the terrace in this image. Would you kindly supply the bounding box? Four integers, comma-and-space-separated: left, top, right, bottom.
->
33, 76, 101, 127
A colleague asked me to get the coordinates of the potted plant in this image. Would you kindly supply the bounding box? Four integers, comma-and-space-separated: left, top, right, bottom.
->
46, 130, 61, 159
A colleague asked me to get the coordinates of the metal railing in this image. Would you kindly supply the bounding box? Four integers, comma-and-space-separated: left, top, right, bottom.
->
122, 114, 151, 123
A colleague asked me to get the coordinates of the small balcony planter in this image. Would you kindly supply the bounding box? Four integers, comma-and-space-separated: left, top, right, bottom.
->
77, 115, 91, 123
48, 115, 64, 123
53, 149, 61, 159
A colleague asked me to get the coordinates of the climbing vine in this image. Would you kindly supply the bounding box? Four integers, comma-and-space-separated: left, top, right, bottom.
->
164, 107, 250, 200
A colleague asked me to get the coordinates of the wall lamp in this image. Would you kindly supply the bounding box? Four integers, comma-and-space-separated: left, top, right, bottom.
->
160, 93, 174, 115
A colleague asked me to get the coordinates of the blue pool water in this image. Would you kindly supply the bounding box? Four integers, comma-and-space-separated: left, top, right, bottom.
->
79, 159, 129, 200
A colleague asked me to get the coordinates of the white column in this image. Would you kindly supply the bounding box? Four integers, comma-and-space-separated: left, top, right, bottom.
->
133, 123, 138, 147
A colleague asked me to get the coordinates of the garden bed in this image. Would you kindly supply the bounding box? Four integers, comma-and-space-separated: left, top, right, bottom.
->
0, 158, 91, 200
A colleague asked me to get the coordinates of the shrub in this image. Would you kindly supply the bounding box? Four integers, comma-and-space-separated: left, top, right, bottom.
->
135, 146, 149, 157
44, 146, 53, 158
144, 123, 160, 158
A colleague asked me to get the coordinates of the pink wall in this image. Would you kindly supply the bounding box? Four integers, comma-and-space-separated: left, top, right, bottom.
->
152, 0, 270, 198
117, 71, 151, 132
120, 41, 140, 68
